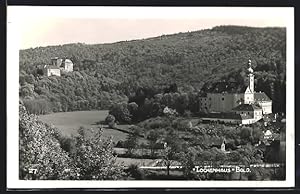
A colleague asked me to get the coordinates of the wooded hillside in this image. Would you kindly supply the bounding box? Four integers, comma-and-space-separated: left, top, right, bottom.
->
19, 25, 286, 113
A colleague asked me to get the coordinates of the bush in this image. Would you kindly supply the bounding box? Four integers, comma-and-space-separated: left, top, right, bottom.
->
125, 164, 145, 180
105, 114, 116, 128
172, 119, 191, 131
141, 117, 170, 130
115, 140, 126, 148
56, 135, 75, 154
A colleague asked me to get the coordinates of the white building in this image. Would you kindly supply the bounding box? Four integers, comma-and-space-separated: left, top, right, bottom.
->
199, 59, 272, 125
51, 57, 74, 73
43, 65, 61, 77
60, 59, 73, 72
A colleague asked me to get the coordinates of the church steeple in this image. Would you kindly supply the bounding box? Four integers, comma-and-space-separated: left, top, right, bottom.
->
248, 59, 254, 93
244, 59, 255, 104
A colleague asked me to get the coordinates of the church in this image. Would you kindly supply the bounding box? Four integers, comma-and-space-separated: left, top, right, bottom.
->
200, 60, 272, 125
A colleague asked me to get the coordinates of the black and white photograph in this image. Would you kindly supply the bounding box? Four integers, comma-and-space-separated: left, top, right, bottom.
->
7, 6, 295, 188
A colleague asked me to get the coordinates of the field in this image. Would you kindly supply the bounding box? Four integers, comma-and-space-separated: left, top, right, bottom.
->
39, 110, 129, 143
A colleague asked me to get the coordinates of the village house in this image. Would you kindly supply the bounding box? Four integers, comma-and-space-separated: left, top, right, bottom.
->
200, 59, 272, 125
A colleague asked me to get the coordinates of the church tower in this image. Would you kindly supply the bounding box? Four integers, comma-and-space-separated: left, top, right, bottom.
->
248, 59, 254, 93
244, 59, 255, 104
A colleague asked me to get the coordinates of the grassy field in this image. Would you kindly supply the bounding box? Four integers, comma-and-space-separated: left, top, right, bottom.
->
38, 110, 129, 143
115, 157, 158, 167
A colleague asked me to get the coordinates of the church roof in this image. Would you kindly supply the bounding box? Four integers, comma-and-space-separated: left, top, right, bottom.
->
202, 82, 247, 94
254, 92, 271, 101
232, 104, 262, 111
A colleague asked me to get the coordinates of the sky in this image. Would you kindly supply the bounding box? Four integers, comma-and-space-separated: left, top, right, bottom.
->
7, 6, 292, 49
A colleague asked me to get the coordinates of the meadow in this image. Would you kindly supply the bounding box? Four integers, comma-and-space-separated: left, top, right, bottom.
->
39, 110, 129, 143
39, 110, 156, 168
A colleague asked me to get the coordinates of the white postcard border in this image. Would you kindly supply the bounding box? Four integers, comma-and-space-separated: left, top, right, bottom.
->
7, 6, 295, 188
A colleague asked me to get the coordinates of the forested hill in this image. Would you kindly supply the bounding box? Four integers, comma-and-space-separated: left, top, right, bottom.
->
19, 25, 286, 114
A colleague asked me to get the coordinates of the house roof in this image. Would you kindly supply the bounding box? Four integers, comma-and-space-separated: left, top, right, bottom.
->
232, 104, 262, 111
254, 92, 271, 101
202, 82, 247, 94
45, 65, 60, 69
240, 114, 254, 120
264, 130, 272, 136
203, 112, 252, 120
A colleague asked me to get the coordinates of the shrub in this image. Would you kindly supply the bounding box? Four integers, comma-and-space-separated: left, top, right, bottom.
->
126, 164, 145, 180
105, 114, 116, 128
115, 140, 126, 148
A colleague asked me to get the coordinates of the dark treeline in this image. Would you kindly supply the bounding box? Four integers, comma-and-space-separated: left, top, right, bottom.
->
108, 83, 199, 124
19, 25, 286, 114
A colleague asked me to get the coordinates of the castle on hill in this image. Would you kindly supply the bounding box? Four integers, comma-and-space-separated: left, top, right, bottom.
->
200, 59, 272, 125
43, 57, 74, 77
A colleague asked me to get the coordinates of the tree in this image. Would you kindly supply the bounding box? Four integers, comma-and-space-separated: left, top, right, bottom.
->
164, 83, 178, 93
252, 126, 264, 143
105, 114, 116, 128
164, 129, 182, 154
240, 127, 253, 144
72, 127, 125, 180
178, 147, 197, 179
109, 102, 132, 123
19, 103, 77, 180
23, 99, 52, 115
124, 127, 140, 156
20, 84, 34, 97
162, 129, 183, 176
128, 102, 139, 122
147, 130, 161, 157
